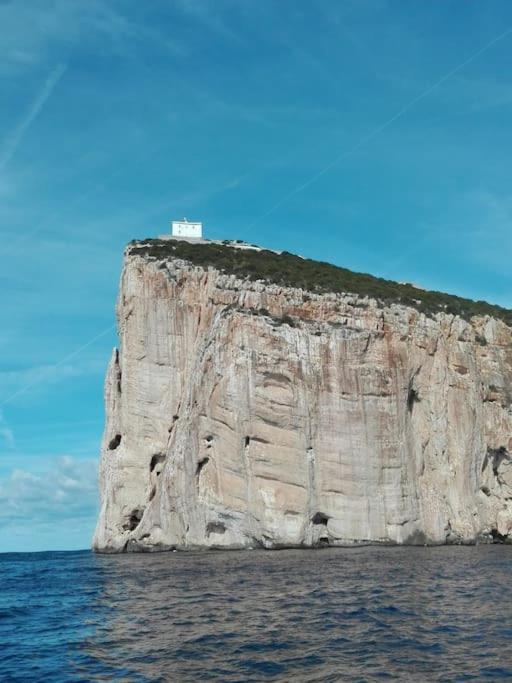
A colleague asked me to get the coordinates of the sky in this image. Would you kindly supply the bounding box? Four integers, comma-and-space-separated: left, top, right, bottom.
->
1, 0, 512, 552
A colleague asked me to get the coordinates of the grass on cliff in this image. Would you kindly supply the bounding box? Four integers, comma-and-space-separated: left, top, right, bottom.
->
128, 239, 512, 326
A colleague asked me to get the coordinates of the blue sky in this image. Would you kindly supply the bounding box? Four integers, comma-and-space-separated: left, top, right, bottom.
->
1, 0, 512, 552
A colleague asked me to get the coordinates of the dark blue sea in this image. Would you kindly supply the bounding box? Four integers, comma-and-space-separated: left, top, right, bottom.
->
1, 546, 511, 682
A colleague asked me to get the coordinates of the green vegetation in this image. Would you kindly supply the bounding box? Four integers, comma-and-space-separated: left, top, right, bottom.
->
128, 239, 512, 326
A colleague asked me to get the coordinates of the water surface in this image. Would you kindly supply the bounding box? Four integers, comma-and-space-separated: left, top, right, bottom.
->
1, 546, 511, 681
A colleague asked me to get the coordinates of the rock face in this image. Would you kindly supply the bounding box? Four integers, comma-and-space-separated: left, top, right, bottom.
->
93, 242, 512, 552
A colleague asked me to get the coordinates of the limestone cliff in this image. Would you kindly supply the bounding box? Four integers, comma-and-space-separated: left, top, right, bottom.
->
93, 239, 512, 552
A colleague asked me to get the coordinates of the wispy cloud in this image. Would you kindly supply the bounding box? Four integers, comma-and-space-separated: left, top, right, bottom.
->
439, 190, 512, 271
173, 0, 240, 42
0, 63, 66, 173
0, 409, 15, 450
381, 188, 512, 299
0, 0, 183, 76
0, 363, 89, 404
0, 455, 98, 523
0, 327, 113, 408
245, 24, 512, 231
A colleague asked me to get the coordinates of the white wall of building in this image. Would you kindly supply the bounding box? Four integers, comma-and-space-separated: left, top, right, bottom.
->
171, 221, 203, 238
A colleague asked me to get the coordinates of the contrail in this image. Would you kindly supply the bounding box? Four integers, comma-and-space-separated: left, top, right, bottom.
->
3, 27, 510, 411
0, 324, 115, 407
0, 63, 67, 173
247, 26, 512, 230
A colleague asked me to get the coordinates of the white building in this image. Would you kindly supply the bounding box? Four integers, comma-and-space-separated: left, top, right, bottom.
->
171, 219, 203, 239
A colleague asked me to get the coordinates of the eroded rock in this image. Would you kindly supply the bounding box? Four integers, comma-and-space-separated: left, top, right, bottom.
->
92, 244, 512, 552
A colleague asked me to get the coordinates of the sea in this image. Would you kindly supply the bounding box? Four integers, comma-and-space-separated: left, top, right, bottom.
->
1, 545, 511, 682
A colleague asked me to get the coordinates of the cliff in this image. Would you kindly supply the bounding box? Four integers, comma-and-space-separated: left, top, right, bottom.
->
93, 239, 512, 552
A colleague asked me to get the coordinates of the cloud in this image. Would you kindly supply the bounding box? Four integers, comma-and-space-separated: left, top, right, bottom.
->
0, 341, 111, 408
0, 0, 182, 76
443, 190, 512, 269
0, 1, 117, 72
0, 455, 98, 524
246, 24, 512, 233
0, 363, 87, 402
0, 452, 99, 551
0, 63, 66, 172
0, 410, 15, 450
0, 429, 15, 449
381, 187, 512, 304
173, 0, 240, 42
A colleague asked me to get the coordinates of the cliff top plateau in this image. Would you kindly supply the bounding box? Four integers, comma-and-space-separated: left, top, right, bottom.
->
129, 237, 512, 327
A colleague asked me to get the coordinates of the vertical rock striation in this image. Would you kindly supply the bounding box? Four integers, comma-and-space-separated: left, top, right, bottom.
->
93, 241, 512, 552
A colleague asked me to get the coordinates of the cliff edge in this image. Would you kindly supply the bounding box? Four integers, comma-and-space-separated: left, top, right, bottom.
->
93, 239, 512, 552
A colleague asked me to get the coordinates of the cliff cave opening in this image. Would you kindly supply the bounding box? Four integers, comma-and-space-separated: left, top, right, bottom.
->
312, 512, 329, 525
206, 521, 226, 536
407, 384, 420, 412
108, 434, 122, 450
123, 508, 143, 531
150, 453, 166, 473
490, 528, 508, 543
196, 456, 209, 476
489, 446, 510, 477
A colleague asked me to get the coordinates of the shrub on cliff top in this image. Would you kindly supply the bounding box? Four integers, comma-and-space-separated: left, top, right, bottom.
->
127, 239, 512, 326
